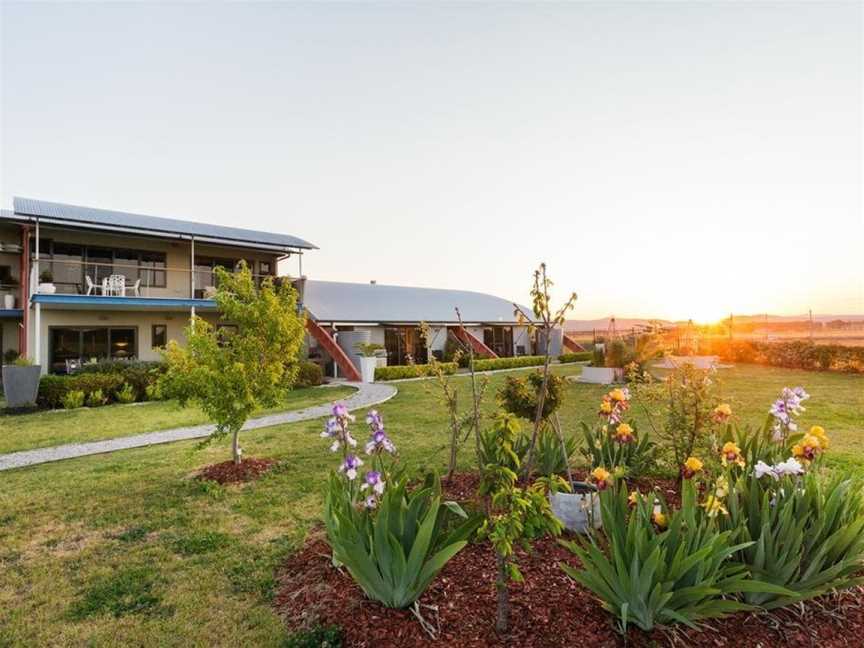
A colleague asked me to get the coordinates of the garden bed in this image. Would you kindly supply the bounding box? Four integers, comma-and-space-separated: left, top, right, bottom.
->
197, 457, 277, 484
274, 473, 864, 647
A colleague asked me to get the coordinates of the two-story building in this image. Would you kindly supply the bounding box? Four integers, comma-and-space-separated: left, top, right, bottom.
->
0, 198, 315, 374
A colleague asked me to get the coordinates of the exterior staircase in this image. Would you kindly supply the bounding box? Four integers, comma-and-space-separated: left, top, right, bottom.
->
450, 325, 498, 358
563, 334, 587, 353
305, 317, 362, 381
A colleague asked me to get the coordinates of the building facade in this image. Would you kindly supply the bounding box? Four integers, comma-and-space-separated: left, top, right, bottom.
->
0, 198, 314, 374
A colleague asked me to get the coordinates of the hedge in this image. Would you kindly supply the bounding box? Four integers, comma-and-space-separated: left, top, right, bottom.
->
472, 356, 547, 372
700, 339, 864, 374
558, 351, 592, 363
374, 362, 458, 381
38, 373, 128, 409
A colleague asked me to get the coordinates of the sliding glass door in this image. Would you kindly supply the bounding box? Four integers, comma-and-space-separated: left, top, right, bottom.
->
49, 327, 137, 373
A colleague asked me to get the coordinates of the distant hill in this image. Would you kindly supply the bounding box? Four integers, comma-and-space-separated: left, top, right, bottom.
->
729, 314, 864, 324
565, 317, 673, 332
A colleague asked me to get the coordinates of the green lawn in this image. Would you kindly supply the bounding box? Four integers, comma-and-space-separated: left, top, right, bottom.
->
0, 364, 861, 646
0, 385, 355, 455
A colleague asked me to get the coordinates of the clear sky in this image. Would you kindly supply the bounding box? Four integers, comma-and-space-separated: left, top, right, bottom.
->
1, 1, 861, 321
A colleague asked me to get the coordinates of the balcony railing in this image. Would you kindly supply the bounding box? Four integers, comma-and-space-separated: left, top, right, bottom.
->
30, 259, 275, 301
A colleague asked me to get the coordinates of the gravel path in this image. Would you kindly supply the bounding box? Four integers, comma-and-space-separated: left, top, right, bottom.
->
0, 381, 397, 472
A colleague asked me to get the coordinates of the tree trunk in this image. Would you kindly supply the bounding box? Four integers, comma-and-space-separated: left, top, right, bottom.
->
495, 551, 509, 633
523, 330, 552, 476
232, 428, 242, 465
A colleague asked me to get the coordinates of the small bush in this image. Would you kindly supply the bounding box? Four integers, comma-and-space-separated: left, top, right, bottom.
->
115, 383, 136, 404
498, 371, 565, 421
374, 362, 457, 381
62, 390, 85, 410
294, 360, 324, 388
702, 339, 864, 374
472, 355, 546, 371
86, 389, 108, 408
558, 351, 592, 363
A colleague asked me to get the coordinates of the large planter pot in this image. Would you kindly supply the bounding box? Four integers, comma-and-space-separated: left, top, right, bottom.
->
2, 293, 14, 309
578, 366, 623, 384
2, 365, 42, 408
358, 357, 377, 383
38, 283, 56, 294
550, 484, 602, 533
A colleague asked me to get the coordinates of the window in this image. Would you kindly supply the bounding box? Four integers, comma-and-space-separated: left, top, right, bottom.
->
259, 261, 272, 276
151, 324, 167, 349
49, 327, 137, 373
33, 241, 167, 293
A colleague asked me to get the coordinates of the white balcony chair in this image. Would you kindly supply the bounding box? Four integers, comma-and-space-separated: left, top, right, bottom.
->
106, 274, 125, 296
130, 279, 141, 297
85, 276, 102, 295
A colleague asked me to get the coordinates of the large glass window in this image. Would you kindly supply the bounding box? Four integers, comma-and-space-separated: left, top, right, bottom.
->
483, 327, 514, 358
49, 327, 137, 373
34, 240, 167, 293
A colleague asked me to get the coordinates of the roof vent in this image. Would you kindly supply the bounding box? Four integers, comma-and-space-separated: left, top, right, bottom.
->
370, 280, 377, 285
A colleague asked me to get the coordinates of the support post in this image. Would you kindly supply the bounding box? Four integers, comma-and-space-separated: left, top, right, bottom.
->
190, 237, 196, 330
19, 225, 30, 356
34, 302, 41, 367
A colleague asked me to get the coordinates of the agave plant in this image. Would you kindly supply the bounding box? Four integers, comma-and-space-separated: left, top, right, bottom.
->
325, 472, 478, 608
561, 481, 790, 632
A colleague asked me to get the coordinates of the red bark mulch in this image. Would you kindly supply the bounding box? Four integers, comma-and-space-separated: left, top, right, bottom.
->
273, 473, 864, 647
197, 458, 277, 484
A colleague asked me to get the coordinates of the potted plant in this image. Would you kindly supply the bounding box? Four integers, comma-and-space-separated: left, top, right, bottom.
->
354, 342, 385, 382
2, 275, 17, 309
2, 356, 42, 408
38, 270, 56, 294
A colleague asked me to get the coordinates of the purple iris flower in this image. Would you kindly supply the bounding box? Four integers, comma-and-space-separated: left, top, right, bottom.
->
339, 454, 363, 480
361, 470, 386, 495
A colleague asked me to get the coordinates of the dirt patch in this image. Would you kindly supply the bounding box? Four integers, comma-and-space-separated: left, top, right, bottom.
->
197, 458, 277, 485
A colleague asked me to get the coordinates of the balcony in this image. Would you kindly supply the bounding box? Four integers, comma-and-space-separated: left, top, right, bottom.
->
29, 258, 274, 312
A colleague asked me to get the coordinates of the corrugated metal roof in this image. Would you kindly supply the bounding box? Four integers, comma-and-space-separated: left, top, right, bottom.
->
304, 280, 529, 324
7, 198, 317, 251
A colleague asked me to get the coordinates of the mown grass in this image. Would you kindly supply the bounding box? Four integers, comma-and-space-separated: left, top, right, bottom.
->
0, 363, 860, 646
0, 385, 355, 454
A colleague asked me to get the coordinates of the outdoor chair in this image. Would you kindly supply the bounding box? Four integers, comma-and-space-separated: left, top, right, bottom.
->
84, 275, 102, 295
130, 278, 141, 296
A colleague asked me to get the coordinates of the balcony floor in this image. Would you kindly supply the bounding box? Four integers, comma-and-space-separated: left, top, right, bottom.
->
31, 294, 217, 311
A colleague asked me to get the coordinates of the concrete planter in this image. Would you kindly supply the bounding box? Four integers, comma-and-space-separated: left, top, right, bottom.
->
550, 484, 602, 533
358, 357, 377, 383
2, 365, 42, 408
38, 283, 56, 294
579, 366, 623, 384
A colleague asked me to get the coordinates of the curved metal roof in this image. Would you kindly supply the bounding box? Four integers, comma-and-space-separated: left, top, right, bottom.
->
9, 197, 317, 251
304, 280, 529, 325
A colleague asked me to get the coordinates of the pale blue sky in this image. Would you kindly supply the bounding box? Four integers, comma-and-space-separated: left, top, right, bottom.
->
1, 1, 861, 320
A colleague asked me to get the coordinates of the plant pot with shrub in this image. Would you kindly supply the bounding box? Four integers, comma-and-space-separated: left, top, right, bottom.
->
2, 357, 42, 408
38, 270, 56, 294
354, 342, 384, 383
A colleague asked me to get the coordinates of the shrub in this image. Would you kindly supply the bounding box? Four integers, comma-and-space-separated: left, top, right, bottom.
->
115, 382, 136, 404
78, 360, 166, 400
561, 480, 788, 632
294, 360, 323, 388
702, 339, 864, 374
38, 374, 121, 409
3, 349, 19, 364
86, 389, 107, 408
62, 390, 85, 410
374, 362, 457, 381
472, 355, 546, 372
498, 371, 565, 421
558, 351, 592, 363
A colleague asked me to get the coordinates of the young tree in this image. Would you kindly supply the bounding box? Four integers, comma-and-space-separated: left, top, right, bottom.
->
160, 263, 306, 465
513, 263, 577, 476
421, 322, 488, 481
478, 413, 564, 633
